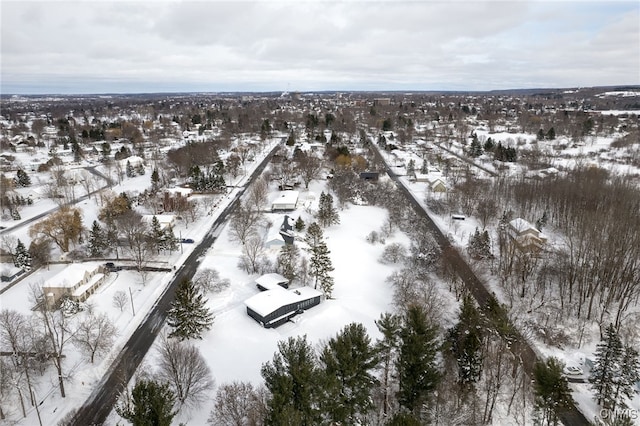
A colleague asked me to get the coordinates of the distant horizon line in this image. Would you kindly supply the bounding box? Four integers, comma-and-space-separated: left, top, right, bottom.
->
2, 84, 639, 98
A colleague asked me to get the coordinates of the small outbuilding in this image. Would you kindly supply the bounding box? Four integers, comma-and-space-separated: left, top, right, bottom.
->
245, 286, 322, 328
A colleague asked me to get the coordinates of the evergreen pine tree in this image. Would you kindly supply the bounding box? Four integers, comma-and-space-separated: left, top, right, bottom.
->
468, 228, 492, 260
304, 222, 335, 298
590, 324, 624, 409
546, 127, 556, 140
135, 163, 145, 176
406, 159, 416, 177
167, 279, 214, 341
14, 239, 32, 271
163, 225, 177, 252
317, 192, 339, 228
614, 345, 640, 410
261, 335, 320, 425
151, 168, 160, 192
126, 160, 135, 178
420, 158, 429, 174
533, 357, 574, 426
295, 216, 305, 232
15, 169, 31, 187
448, 295, 484, 389
11, 208, 21, 220
375, 312, 401, 417
319, 323, 379, 424
276, 244, 300, 283
115, 379, 177, 426
88, 220, 107, 258
149, 216, 165, 253
397, 304, 441, 417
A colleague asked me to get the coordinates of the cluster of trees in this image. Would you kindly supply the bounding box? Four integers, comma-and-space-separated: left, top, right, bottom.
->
207, 307, 439, 425
125, 160, 145, 178
589, 324, 640, 414
115, 274, 222, 424
188, 164, 226, 193
0, 285, 119, 422
316, 191, 339, 228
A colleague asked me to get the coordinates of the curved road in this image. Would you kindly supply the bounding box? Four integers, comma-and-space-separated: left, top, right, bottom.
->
70, 141, 283, 426
370, 141, 589, 426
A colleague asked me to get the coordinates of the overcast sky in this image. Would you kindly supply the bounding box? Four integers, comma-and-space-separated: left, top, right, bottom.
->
1, 0, 638, 94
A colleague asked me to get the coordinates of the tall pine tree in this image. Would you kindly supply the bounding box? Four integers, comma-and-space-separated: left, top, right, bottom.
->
533, 357, 574, 426
319, 323, 379, 424
590, 324, 624, 409
167, 279, 214, 341
276, 244, 300, 283
88, 220, 107, 257
375, 312, 401, 417
448, 295, 484, 389
614, 345, 640, 410
397, 304, 441, 418
261, 335, 320, 425
317, 192, 340, 228
304, 222, 335, 298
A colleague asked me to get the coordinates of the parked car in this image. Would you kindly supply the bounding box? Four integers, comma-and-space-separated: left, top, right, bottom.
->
181, 238, 194, 244
564, 366, 584, 376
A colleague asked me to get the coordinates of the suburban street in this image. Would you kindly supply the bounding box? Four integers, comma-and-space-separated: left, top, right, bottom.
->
70, 140, 282, 426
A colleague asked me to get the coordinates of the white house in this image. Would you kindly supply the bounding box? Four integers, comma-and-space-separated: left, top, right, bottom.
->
42, 263, 107, 306
271, 190, 299, 211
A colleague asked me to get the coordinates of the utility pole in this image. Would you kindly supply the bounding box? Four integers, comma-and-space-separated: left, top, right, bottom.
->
129, 287, 135, 316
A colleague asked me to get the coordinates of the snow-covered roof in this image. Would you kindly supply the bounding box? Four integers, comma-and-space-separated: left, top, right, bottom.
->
245, 286, 322, 317
255, 273, 289, 290
272, 190, 299, 206
45, 263, 100, 288
508, 218, 537, 233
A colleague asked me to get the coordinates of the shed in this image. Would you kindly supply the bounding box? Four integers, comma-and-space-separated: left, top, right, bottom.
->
245, 286, 322, 328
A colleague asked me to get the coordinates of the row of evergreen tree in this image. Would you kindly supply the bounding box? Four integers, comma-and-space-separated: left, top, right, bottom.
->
188, 164, 226, 192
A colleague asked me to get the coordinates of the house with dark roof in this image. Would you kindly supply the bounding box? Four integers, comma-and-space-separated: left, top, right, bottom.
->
245, 286, 322, 328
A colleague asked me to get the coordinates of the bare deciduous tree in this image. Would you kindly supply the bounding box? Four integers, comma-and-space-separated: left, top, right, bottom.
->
112, 291, 128, 312
208, 381, 268, 426
295, 152, 323, 189
229, 203, 262, 245
246, 177, 269, 212
156, 335, 214, 409
29, 283, 73, 398
193, 268, 230, 294
72, 312, 117, 363
239, 236, 266, 274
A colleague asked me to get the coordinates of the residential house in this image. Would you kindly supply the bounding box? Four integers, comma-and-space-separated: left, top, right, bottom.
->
245, 286, 322, 328
507, 218, 547, 254
271, 190, 299, 211
42, 263, 107, 306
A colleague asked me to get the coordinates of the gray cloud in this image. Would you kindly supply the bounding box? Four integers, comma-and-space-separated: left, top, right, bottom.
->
1, 0, 638, 94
